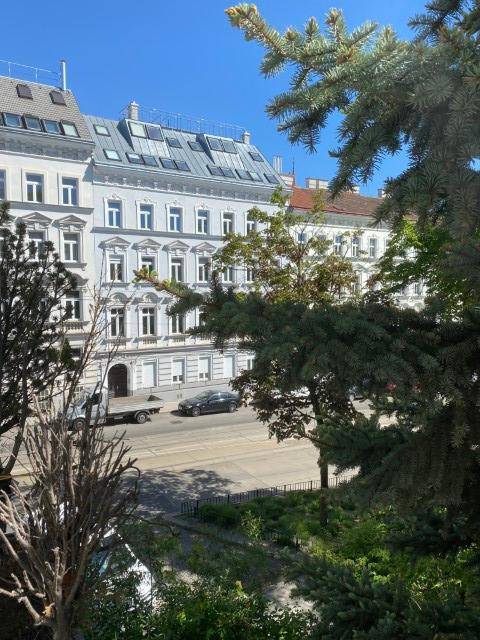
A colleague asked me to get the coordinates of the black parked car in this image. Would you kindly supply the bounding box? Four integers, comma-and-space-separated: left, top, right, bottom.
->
178, 390, 239, 417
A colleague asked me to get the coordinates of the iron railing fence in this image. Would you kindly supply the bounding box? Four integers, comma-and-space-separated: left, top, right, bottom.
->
180, 474, 354, 516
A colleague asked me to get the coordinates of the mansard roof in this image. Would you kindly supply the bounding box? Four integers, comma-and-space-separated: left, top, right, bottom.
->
290, 186, 382, 218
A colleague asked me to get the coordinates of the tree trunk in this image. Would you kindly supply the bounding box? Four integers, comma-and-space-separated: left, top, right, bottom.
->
319, 455, 329, 527
53, 608, 73, 640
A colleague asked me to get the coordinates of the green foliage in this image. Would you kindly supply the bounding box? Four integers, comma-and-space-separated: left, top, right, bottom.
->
85, 575, 314, 640
198, 502, 241, 528
240, 509, 264, 540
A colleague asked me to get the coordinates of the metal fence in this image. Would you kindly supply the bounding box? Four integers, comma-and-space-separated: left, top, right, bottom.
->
180, 475, 354, 516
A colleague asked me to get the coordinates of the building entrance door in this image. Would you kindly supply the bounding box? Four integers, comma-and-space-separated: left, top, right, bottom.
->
108, 364, 128, 398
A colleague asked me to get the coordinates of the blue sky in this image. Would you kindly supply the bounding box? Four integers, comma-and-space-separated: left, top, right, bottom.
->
1, 0, 427, 196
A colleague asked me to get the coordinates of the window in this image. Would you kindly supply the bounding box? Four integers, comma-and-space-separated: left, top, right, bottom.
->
50, 90, 66, 106
369, 237, 378, 259
414, 281, 423, 296
188, 140, 203, 151
245, 355, 255, 370
249, 171, 262, 181
17, 84, 32, 99
61, 177, 78, 206
107, 201, 122, 227
166, 137, 182, 148
198, 310, 207, 326
207, 165, 223, 177
169, 207, 182, 232
104, 149, 121, 161
140, 256, 155, 274
222, 266, 234, 283
141, 307, 156, 336
26, 174, 43, 203
198, 357, 211, 381
146, 124, 163, 141
63, 233, 79, 262
65, 290, 81, 320
236, 168, 252, 181
198, 257, 210, 283
175, 160, 190, 172
170, 258, 184, 282
142, 155, 157, 166
24, 115, 42, 131
94, 124, 110, 136
172, 359, 185, 383
297, 232, 306, 244
43, 119, 61, 134
197, 210, 209, 234
126, 152, 143, 164
249, 151, 263, 162
171, 314, 185, 334
246, 213, 256, 235
222, 139, 237, 153
3, 113, 22, 128
351, 236, 360, 257
222, 212, 234, 235
352, 273, 361, 294
245, 266, 255, 283
61, 122, 79, 137
28, 231, 45, 256
334, 235, 343, 255
264, 174, 279, 184
139, 204, 153, 230
129, 121, 146, 138
221, 167, 235, 178
0, 170, 5, 200
109, 256, 124, 282
110, 307, 125, 337
160, 157, 176, 170
206, 137, 237, 153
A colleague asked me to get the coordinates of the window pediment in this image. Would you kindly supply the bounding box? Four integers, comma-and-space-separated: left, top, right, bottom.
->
165, 240, 188, 254
20, 212, 51, 229
56, 215, 86, 231
102, 236, 130, 250
135, 238, 161, 252
193, 241, 216, 255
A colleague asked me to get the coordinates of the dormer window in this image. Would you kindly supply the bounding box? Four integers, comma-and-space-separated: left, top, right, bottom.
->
61, 122, 79, 137
265, 174, 280, 185
249, 152, 263, 162
146, 125, 163, 141
3, 113, 22, 128
17, 84, 32, 99
50, 90, 67, 106
142, 155, 157, 166
166, 137, 182, 148
24, 115, 42, 131
94, 124, 110, 136
104, 149, 121, 161
128, 121, 146, 138
188, 140, 203, 151
206, 137, 237, 153
43, 119, 61, 134
126, 152, 143, 164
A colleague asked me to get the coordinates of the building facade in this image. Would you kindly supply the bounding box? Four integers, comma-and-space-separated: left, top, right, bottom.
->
0, 66, 423, 401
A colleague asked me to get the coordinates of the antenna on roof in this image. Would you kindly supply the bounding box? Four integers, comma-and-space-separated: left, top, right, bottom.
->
60, 60, 67, 91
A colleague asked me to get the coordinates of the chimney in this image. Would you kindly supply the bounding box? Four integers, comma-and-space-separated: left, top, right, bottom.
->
377, 188, 386, 198
273, 155, 283, 173
350, 185, 360, 194
242, 131, 251, 144
306, 177, 329, 190
60, 60, 67, 91
127, 100, 139, 121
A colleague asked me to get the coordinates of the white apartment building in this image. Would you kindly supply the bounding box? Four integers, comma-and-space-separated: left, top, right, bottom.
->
0, 65, 423, 401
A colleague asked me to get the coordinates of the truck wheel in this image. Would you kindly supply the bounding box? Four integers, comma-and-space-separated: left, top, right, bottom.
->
135, 411, 149, 424
191, 407, 201, 417
228, 402, 237, 413
73, 418, 86, 431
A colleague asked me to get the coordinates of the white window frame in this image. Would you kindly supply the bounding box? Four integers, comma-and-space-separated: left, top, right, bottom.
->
198, 355, 211, 381
222, 211, 234, 235
140, 255, 156, 274
333, 235, 343, 255
168, 206, 183, 233
65, 290, 81, 320
170, 313, 186, 335
61, 176, 79, 206
28, 230, 46, 256
63, 232, 80, 262
222, 265, 234, 283
108, 255, 125, 283
197, 256, 210, 283
245, 355, 255, 371
0, 168, 7, 201
245, 212, 256, 235
245, 266, 255, 283
170, 257, 184, 282
140, 307, 156, 336
351, 236, 360, 258
25, 172, 44, 204
138, 203, 154, 231
106, 199, 122, 228
369, 237, 378, 259
110, 306, 126, 338
171, 358, 186, 384
196, 209, 209, 235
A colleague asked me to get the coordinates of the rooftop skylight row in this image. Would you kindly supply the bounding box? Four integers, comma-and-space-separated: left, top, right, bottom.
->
0, 112, 79, 137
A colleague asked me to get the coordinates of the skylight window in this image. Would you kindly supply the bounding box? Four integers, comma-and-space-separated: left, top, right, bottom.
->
265, 173, 280, 185
50, 90, 67, 106
24, 115, 42, 131
126, 152, 143, 164
207, 165, 223, 177
146, 125, 163, 141
249, 151, 263, 162
104, 149, 121, 161
188, 140, 203, 151
207, 137, 223, 151
142, 155, 158, 166
160, 157, 177, 170
61, 122, 79, 137
17, 84, 32, 99
129, 121, 146, 138
221, 139, 237, 153
94, 124, 110, 136
43, 119, 61, 134
175, 160, 190, 172
221, 167, 236, 178
236, 169, 252, 181
3, 113, 22, 128
250, 171, 262, 181
166, 137, 182, 148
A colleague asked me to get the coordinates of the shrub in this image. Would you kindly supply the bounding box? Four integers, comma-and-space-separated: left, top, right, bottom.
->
198, 503, 241, 528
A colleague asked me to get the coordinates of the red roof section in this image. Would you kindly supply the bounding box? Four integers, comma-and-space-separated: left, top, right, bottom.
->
290, 186, 382, 218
